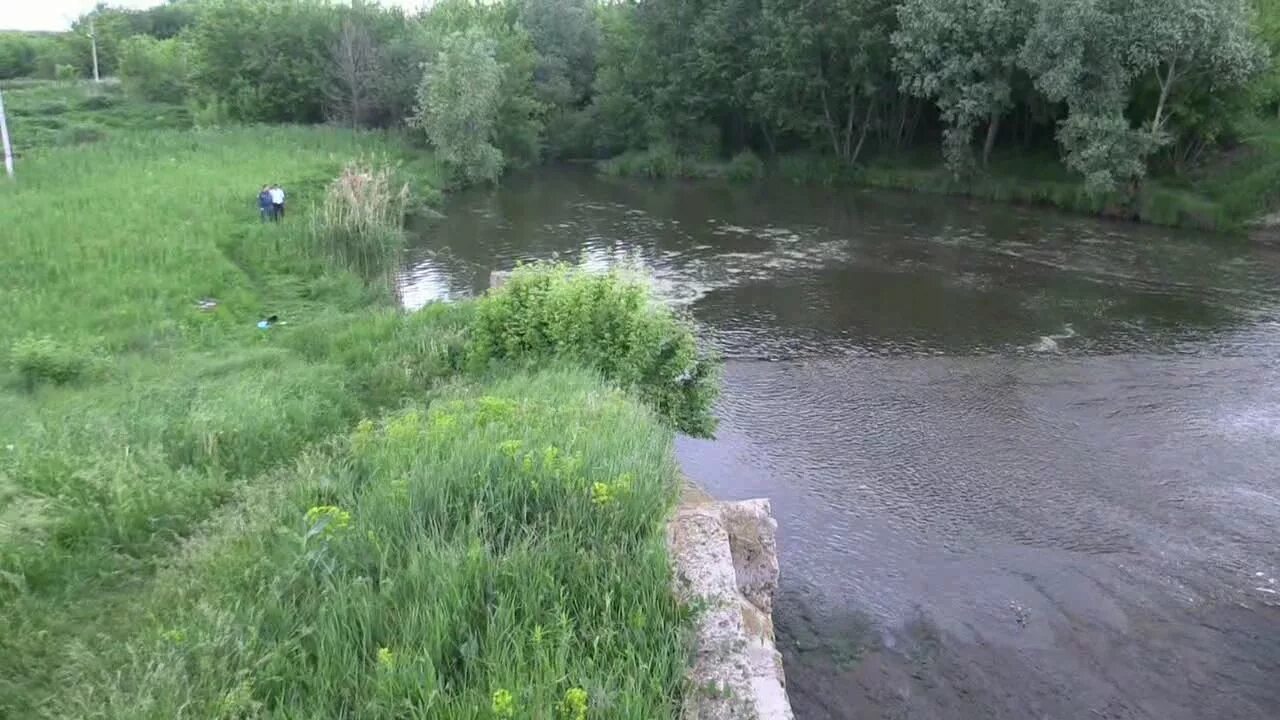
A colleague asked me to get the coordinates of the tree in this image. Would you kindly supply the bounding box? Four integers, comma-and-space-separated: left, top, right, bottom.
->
419, 0, 546, 165
185, 0, 338, 123
118, 35, 189, 103
413, 28, 506, 185
589, 4, 663, 155
516, 0, 602, 158
893, 0, 1033, 173
1124, 0, 1264, 143
754, 0, 897, 163
1022, 0, 1264, 194
328, 16, 382, 129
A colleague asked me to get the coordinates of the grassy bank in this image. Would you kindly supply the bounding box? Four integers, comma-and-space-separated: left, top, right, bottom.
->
1, 79, 191, 154
1, 126, 713, 717
599, 128, 1280, 232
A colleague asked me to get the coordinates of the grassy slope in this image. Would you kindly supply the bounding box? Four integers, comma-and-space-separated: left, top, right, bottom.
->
1, 80, 191, 154
0, 123, 689, 717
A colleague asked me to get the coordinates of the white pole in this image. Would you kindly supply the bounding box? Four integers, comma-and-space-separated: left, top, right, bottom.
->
89, 16, 100, 83
0, 88, 14, 180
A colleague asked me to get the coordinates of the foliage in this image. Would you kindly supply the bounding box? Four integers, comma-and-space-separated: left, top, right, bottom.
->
418, 0, 548, 166
118, 36, 189, 103
0, 81, 191, 154
893, 0, 1032, 173
185, 0, 337, 123
726, 149, 766, 180
754, 0, 898, 163
0, 33, 59, 80
1021, 0, 1265, 195
517, 0, 601, 157
470, 264, 720, 437
53, 64, 79, 82
10, 336, 95, 388
413, 28, 506, 186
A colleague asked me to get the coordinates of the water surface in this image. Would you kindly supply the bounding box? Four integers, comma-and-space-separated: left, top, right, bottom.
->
401, 168, 1280, 720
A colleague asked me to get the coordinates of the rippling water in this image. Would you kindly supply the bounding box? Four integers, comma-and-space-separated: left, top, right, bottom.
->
401, 168, 1280, 719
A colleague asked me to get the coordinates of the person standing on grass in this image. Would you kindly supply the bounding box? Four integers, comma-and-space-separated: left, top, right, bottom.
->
270, 184, 286, 221
258, 185, 274, 222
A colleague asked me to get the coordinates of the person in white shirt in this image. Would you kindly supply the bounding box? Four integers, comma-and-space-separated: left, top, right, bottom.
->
270, 184, 286, 220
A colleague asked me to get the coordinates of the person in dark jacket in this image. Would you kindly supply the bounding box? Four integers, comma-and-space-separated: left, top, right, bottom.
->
258, 185, 273, 222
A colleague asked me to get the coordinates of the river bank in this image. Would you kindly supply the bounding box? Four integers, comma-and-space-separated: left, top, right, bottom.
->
599, 120, 1280, 233
0, 129, 717, 718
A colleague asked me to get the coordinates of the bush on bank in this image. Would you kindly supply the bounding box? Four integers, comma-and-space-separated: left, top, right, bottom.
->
471, 264, 720, 438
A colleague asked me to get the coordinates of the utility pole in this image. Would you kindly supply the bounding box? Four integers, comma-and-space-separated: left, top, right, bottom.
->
89, 15, 101, 83
0, 87, 14, 180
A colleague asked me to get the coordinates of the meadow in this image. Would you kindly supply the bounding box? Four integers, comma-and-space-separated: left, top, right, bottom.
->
0, 115, 715, 718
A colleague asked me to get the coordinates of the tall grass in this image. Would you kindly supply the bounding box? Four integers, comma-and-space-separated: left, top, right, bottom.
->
48, 368, 690, 719
311, 161, 411, 282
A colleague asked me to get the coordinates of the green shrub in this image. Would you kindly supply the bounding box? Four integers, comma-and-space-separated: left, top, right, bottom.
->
10, 335, 93, 388
470, 264, 720, 437
78, 93, 116, 110
726, 150, 766, 182
599, 146, 697, 179
53, 64, 78, 82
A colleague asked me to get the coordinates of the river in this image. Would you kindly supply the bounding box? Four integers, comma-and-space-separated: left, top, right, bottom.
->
399, 168, 1280, 720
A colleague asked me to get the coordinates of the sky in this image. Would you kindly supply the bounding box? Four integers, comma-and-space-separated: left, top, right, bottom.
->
2, 1, 426, 32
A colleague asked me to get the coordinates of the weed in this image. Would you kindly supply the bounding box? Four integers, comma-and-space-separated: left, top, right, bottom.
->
10, 335, 96, 388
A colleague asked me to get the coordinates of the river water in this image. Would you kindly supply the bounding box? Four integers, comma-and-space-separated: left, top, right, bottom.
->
400, 168, 1280, 720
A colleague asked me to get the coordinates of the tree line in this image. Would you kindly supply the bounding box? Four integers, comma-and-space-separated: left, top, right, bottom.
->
2, 0, 1279, 194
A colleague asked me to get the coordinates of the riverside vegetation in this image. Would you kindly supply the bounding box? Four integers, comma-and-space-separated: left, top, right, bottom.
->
0, 122, 719, 717
9, 0, 1280, 228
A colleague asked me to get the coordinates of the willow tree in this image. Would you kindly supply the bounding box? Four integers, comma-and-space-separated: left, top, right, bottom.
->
1022, 0, 1264, 195
412, 28, 505, 185
892, 0, 1032, 173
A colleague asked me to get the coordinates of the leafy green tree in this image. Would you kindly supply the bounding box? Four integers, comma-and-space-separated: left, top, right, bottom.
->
754, 0, 897, 163
185, 0, 337, 123
1023, 0, 1264, 194
589, 4, 663, 155
516, 0, 601, 157
893, 0, 1033, 173
413, 28, 506, 186
118, 35, 189, 103
0, 33, 40, 79
327, 15, 382, 129
1125, 0, 1264, 143
419, 0, 546, 165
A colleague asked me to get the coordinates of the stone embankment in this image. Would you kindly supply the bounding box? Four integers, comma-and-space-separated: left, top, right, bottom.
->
668, 497, 794, 719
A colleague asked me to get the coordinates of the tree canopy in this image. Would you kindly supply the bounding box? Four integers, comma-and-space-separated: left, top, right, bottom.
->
2, 0, 1273, 195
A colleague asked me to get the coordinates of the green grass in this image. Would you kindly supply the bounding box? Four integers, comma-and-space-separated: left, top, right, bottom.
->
1, 79, 191, 154
41, 368, 690, 719
0, 124, 701, 718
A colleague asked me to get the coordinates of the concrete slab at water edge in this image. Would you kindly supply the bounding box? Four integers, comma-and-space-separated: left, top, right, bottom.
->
669, 499, 794, 719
